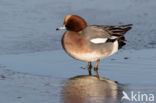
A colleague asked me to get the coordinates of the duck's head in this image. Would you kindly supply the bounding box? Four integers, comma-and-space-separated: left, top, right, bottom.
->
56, 15, 87, 32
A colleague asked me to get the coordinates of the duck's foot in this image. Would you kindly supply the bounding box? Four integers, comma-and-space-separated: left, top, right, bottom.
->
87, 62, 92, 75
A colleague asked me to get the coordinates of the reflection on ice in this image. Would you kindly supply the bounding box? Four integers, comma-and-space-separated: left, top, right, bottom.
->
61, 75, 123, 103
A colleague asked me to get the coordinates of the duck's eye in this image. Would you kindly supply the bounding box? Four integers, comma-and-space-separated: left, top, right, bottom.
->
65, 25, 70, 30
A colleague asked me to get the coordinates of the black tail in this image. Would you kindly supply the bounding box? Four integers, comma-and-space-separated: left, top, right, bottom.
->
98, 24, 132, 49
110, 24, 133, 36
118, 36, 126, 49
116, 24, 132, 49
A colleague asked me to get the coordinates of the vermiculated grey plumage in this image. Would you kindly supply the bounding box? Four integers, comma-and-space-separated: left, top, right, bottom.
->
83, 24, 132, 49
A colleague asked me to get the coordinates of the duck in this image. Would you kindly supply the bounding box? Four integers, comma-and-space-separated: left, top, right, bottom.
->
56, 15, 132, 78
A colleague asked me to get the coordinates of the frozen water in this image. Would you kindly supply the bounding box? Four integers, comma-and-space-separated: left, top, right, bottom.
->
0, 0, 156, 55
0, 49, 156, 84
0, 0, 156, 103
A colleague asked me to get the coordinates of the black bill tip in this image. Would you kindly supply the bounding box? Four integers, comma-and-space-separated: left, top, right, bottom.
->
56, 28, 59, 31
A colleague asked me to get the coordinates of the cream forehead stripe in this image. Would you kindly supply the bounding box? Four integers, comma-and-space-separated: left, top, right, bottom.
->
64, 15, 72, 23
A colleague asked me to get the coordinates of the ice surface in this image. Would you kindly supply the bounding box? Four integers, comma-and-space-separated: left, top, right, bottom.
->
0, 49, 156, 84
0, 0, 156, 102
0, 69, 63, 103
0, 0, 156, 55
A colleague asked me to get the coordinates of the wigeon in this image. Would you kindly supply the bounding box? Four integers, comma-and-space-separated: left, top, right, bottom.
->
56, 15, 132, 78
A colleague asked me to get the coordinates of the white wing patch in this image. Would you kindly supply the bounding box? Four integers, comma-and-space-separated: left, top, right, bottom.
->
110, 36, 118, 39
90, 38, 108, 44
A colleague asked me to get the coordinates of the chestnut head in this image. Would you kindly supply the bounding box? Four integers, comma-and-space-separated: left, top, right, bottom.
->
56, 15, 87, 32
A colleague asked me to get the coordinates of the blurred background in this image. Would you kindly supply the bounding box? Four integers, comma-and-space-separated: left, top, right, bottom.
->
0, 0, 156, 55
0, 0, 156, 103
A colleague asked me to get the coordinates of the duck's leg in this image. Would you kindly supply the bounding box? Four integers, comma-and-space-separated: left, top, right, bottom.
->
94, 59, 100, 78
87, 62, 92, 75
